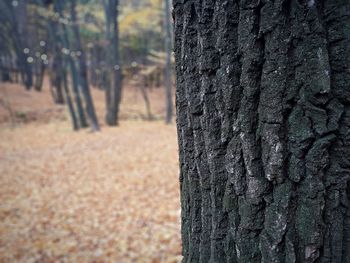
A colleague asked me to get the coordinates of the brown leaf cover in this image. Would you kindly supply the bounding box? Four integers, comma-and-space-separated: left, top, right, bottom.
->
0, 82, 181, 262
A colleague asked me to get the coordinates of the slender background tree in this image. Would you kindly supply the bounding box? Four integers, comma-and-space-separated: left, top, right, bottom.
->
104, 0, 122, 126
70, 0, 100, 131
163, 0, 173, 124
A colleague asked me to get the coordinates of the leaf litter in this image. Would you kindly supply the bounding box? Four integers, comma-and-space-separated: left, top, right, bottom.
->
0, 83, 181, 263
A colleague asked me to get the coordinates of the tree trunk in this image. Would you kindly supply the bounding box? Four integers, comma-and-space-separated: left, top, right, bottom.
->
101, 0, 111, 93
50, 53, 65, 104
89, 40, 98, 87
1, 56, 11, 82
174, 1, 350, 262
164, 0, 173, 124
16, 0, 33, 90
70, 0, 100, 131
62, 59, 79, 131
34, 38, 47, 92
5, 0, 33, 90
104, 0, 122, 126
34, 62, 45, 92
58, 1, 88, 128
139, 83, 153, 120
51, 1, 80, 130
47, 13, 65, 105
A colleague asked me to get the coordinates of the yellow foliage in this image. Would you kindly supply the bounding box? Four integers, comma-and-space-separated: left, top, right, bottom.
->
119, 0, 163, 36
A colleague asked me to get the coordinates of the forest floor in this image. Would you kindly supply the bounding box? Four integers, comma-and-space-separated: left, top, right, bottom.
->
0, 80, 181, 262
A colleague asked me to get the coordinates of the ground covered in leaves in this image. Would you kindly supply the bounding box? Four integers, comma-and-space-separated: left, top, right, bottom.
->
0, 82, 181, 262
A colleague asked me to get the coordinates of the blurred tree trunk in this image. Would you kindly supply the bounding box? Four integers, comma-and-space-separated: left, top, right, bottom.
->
101, 0, 111, 93
103, 0, 122, 126
174, 0, 350, 262
47, 17, 65, 105
51, 1, 80, 130
4, 1, 33, 90
33, 35, 47, 92
96, 45, 105, 90
89, 39, 98, 87
57, 1, 88, 128
50, 53, 65, 104
139, 83, 152, 121
61, 59, 79, 131
34, 59, 45, 92
10, 56, 19, 83
70, 0, 100, 131
163, 0, 173, 124
17, 0, 33, 90
1, 71, 11, 82
1, 56, 12, 82
110, 0, 122, 125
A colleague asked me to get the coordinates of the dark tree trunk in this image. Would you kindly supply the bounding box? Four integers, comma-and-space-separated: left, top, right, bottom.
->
1, 56, 12, 82
164, 0, 173, 124
5, 0, 33, 90
101, 0, 111, 93
10, 56, 19, 83
110, 0, 122, 125
47, 32, 61, 102
34, 62, 45, 92
58, 1, 88, 128
102, 0, 112, 92
34, 38, 47, 92
104, 0, 122, 126
89, 40, 98, 87
174, 1, 350, 262
139, 83, 153, 121
61, 60, 79, 131
17, 0, 33, 90
69, 58, 88, 128
50, 53, 65, 104
51, 1, 79, 130
70, 0, 100, 131
47, 14, 65, 105
1, 72, 11, 82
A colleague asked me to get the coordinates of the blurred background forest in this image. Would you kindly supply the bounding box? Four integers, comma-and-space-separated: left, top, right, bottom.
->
0, 0, 180, 262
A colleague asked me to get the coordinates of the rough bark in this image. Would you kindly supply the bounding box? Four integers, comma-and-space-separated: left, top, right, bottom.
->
174, 0, 350, 262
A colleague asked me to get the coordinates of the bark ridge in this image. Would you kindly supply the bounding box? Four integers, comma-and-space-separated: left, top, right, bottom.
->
174, 0, 350, 262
